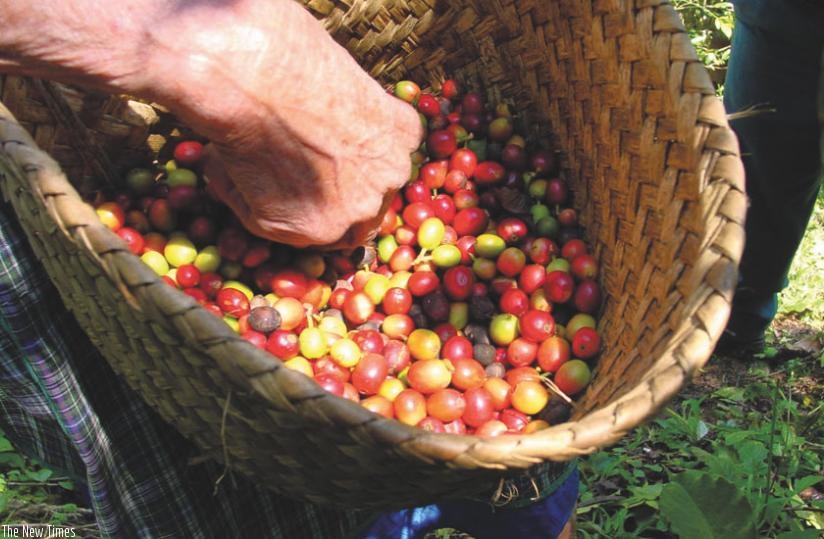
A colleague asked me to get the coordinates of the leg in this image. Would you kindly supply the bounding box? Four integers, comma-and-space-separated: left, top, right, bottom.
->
556, 507, 576, 539
720, 1, 824, 352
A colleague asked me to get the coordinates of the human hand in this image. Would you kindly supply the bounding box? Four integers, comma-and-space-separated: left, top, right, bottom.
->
148, 1, 423, 249
0, 0, 422, 250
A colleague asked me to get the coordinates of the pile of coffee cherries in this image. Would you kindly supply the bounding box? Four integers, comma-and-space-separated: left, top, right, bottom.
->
92, 78, 602, 436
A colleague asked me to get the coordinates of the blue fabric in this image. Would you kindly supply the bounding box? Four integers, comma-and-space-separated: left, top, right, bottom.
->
356, 467, 578, 539
723, 0, 824, 339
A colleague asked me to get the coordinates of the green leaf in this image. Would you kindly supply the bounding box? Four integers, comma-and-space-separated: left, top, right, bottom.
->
690, 446, 740, 479
761, 496, 788, 527
660, 471, 758, 539
0, 452, 25, 469
774, 532, 822, 539
690, 446, 720, 468
625, 482, 663, 510
736, 440, 768, 472
629, 483, 664, 501
58, 479, 75, 490
714, 386, 746, 402
794, 475, 823, 493
0, 436, 13, 453
715, 19, 733, 39
660, 482, 714, 538
723, 430, 753, 446
27, 468, 53, 482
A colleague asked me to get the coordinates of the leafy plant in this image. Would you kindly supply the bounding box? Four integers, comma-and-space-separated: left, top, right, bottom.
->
672, 0, 734, 90
660, 471, 757, 539
0, 429, 95, 531
577, 364, 824, 538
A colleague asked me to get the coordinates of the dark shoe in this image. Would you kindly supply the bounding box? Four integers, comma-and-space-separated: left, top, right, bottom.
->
713, 329, 766, 359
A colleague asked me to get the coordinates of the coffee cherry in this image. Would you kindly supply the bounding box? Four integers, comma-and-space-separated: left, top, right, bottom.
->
248, 306, 281, 334
102, 74, 607, 431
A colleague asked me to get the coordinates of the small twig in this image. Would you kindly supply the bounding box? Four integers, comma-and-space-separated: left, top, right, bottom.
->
727, 103, 776, 121
1, 499, 96, 528
489, 477, 506, 504
6, 480, 68, 487
73, 522, 102, 529
212, 389, 233, 496
576, 494, 626, 508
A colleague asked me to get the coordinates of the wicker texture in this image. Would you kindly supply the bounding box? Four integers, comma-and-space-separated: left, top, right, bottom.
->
0, 0, 746, 509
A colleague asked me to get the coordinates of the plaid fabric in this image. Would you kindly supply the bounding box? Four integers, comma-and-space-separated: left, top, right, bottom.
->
0, 199, 370, 538
0, 197, 577, 538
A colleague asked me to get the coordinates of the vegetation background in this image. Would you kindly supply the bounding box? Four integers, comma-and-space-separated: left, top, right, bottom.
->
1, 1, 822, 538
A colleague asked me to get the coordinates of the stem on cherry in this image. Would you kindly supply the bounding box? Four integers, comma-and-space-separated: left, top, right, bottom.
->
541, 374, 574, 406
412, 248, 430, 266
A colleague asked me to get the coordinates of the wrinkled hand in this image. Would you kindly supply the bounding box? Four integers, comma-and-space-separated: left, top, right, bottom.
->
149, 0, 422, 249
1, 0, 422, 249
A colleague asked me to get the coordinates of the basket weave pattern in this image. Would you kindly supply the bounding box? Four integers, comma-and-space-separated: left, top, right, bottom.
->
0, 0, 745, 509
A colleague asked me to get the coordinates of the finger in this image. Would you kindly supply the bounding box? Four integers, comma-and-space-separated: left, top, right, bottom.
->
393, 96, 425, 152
327, 188, 396, 251
201, 144, 255, 221
202, 145, 315, 246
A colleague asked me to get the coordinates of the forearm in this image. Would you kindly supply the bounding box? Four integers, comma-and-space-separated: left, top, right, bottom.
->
0, 0, 166, 93
0, 0, 300, 109
1, 0, 342, 137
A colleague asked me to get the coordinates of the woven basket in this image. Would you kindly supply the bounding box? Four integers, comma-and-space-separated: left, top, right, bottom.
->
0, 0, 746, 510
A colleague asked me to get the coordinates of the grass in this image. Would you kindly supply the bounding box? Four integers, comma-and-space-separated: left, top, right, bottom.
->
780, 188, 824, 334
